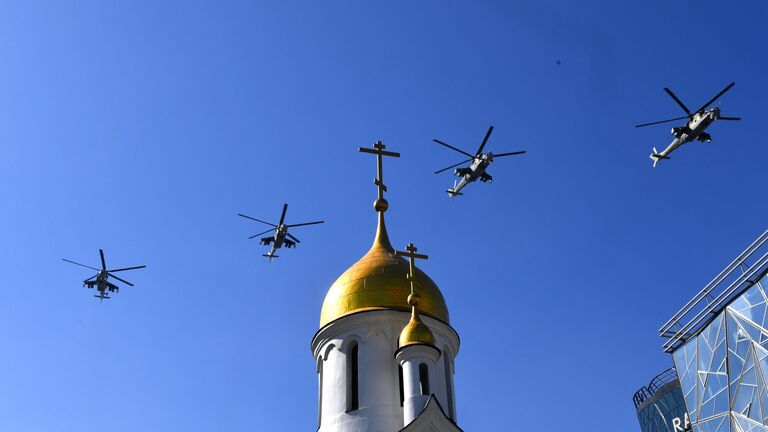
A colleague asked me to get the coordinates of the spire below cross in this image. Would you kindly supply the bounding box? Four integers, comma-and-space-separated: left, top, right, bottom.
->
359, 141, 400, 208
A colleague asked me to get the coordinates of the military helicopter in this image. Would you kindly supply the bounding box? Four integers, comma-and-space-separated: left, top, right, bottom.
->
238, 203, 324, 260
433, 126, 526, 196
635, 82, 741, 167
62, 249, 146, 301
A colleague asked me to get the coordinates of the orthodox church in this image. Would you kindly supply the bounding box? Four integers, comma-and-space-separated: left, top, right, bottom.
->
310, 143, 463, 431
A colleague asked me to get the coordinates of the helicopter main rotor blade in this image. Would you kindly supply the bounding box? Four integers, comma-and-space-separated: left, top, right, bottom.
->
108, 265, 146, 273
493, 151, 527, 157
634, 116, 690, 128
718, 116, 741, 121
475, 126, 494, 155
695, 82, 735, 114
433, 139, 474, 158
238, 213, 277, 227
434, 159, 473, 174
107, 273, 134, 286
278, 203, 288, 226
83, 275, 98, 282
287, 233, 301, 243
62, 259, 102, 272
248, 228, 275, 239
99, 249, 107, 271
286, 220, 324, 228
663, 88, 692, 116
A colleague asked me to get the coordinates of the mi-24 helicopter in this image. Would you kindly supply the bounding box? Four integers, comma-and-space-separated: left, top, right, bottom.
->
433, 126, 526, 196
62, 249, 146, 301
238, 203, 324, 260
635, 82, 740, 167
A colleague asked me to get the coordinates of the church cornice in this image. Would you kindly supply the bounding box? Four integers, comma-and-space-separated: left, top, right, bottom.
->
310, 308, 460, 360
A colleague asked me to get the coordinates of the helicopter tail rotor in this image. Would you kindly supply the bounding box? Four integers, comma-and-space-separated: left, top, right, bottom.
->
650, 154, 660, 168
447, 180, 463, 196
649, 147, 671, 168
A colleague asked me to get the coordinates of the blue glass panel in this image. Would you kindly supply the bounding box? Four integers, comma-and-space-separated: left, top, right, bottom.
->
752, 344, 768, 424
695, 414, 730, 432
730, 285, 766, 317
730, 313, 768, 347
701, 373, 731, 419
733, 412, 768, 432
700, 315, 728, 417
677, 338, 700, 421
701, 316, 725, 372
730, 312, 752, 404
732, 346, 758, 417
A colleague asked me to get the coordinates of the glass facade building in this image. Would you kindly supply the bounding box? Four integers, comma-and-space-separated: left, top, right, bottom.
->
662, 229, 768, 432
634, 368, 690, 432
672, 272, 768, 432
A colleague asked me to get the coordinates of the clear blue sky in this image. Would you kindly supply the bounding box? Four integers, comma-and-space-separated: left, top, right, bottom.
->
1, 1, 766, 431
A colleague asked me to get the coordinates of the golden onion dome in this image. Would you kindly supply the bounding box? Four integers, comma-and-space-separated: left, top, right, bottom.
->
319, 211, 450, 328
398, 293, 436, 348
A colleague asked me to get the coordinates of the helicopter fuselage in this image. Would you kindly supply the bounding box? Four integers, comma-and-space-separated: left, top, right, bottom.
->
83, 271, 118, 298
83, 271, 108, 290
651, 108, 721, 166
261, 225, 296, 259
273, 226, 287, 247
449, 153, 494, 195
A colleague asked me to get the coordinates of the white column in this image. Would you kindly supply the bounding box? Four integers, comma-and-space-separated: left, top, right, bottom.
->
395, 344, 441, 426
320, 345, 347, 426
358, 331, 402, 430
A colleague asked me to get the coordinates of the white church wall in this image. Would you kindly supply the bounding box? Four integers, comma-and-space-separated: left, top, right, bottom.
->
311, 310, 459, 432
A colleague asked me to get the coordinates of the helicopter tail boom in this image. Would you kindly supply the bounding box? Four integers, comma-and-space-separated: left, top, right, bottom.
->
649, 147, 670, 168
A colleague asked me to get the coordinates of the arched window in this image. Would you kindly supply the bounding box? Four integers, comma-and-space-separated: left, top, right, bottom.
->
419, 363, 430, 396
398, 365, 404, 406
444, 355, 454, 419
346, 342, 359, 411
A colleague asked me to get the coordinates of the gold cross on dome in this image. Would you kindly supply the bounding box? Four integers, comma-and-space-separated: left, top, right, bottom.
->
358, 141, 400, 201
396, 243, 428, 295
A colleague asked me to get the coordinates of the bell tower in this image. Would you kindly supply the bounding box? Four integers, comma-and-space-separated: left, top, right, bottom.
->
310, 141, 462, 431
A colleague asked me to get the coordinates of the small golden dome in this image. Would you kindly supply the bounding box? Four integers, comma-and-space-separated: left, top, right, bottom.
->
319, 212, 450, 328
398, 293, 436, 348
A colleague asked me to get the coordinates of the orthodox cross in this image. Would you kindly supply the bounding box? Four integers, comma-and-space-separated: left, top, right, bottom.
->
396, 243, 429, 295
358, 141, 400, 203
